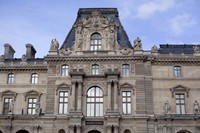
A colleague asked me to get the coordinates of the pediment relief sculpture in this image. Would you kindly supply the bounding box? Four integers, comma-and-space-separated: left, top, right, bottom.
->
75, 10, 116, 30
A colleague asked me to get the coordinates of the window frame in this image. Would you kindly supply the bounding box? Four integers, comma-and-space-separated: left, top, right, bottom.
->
7, 73, 14, 84
58, 91, 68, 114
31, 73, 38, 84
3, 98, 13, 114
122, 64, 130, 76
87, 86, 103, 117
92, 64, 99, 75
122, 91, 132, 114
173, 66, 181, 77
90, 33, 102, 51
61, 65, 69, 76
27, 98, 37, 115
175, 93, 186, 114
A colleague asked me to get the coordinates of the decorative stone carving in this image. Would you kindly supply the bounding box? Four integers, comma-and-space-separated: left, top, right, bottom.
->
120, 47, 133, 55
50, 38, 59, 51
133, 37, 142, 50
35, 99, 41, 115
80, 10, 112, 30
151, 45, 158, 53
59, 48, 73, 55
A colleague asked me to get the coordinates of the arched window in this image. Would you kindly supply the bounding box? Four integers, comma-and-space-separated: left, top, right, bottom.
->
61, 65, 69, 76
174, 66, 181, 77
87, 87, 103, 117
7, 73, 14, 84
124, 129, 131, 133
58, 129, 65, 133
31, 73, 38, 84
90, 33, 102, 51
92, 64, 99, 75
122, 64, 130, 76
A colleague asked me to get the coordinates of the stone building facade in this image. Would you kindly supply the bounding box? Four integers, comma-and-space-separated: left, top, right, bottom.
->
0, 8, 200, 133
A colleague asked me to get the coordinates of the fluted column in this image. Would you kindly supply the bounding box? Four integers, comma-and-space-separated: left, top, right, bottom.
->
114, 126, 119, 133
69, 125, 74, 133
114, 81, 118, 111
77, 82, 82, 111
107, 125, 112, 133
77, 126, 81, 133
71, 82, 76, 111
107, 82, 112, 110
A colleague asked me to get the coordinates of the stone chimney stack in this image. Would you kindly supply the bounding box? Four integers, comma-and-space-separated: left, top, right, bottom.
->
4, 44, 15, 59
26, 44, 37, 59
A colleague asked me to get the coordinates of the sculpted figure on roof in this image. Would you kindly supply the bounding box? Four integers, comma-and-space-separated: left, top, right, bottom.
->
50, 39, 59, 51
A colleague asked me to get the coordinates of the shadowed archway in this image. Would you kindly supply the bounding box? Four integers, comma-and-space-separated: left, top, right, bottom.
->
88, 130, 101, 133
16, 130, 29, 133
177, 130, 191, 133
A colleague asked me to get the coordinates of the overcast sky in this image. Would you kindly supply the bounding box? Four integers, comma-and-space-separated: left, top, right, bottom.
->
0, 0, 200, 58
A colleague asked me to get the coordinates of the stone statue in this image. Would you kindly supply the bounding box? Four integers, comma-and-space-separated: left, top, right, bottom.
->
164, 100, 170, 114
134, 37, 142, 50
151, 45, 158, 53
0, 55, 4, 61
35, 99, 40, 115
193, 46, 200, 53
8, 99, 14, 114
50, 39, 59, 51
194, 100, 199, 114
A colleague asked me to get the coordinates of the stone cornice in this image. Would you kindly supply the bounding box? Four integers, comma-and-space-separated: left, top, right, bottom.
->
0, 66, 47, 72
153, 56, 200, 65
45, 55, 148, 63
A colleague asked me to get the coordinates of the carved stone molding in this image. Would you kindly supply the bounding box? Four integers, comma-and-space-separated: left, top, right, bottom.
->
120, 47, 133, 55
169, 84, 191, 97
0, 90, 18, 101
23, 90, 42, 101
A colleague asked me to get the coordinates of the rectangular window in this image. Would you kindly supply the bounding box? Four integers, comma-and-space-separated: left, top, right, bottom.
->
174, 66, 181, 77
3, 98, 12, 114
176, 94, 185, 114
122, 91, 131, 114
7, 73, 14, 84
122, 64, 130, 76
59, 91, 68, 114
28, 98, 37, 115
31, 73, 38, 84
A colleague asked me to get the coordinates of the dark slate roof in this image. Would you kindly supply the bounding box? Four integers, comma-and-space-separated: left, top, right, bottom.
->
61, 8, 133, 49
158, 44, 199, 54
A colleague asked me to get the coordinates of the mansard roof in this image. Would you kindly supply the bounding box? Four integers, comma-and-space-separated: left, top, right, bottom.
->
158, 44, 200, 54
61, 8, 133, 49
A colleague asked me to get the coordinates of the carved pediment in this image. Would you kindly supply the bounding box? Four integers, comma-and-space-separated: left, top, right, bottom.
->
169, 84, 191, 97
120, 83, 134, 88
56, 83, 71, 95
75, 10, 116, 30
0, 90, 18, 101
23, 90, 42, 101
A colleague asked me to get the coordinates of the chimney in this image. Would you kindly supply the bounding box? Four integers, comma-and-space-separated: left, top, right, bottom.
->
4, 44, 15, 59
26, 44, 36, 59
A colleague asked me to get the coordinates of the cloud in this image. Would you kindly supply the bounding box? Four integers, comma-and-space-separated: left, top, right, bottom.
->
116, 0, 135, 19
135, 0, 175, 19
170, 13, 197, 36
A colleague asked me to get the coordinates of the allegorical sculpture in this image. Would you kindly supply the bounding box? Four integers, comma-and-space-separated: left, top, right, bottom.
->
35, 99, 41, 115
50, 38, 59, 51
133, 37, 142, 50
164, 100, 170, 114
194, 100, 199, 114
8, 99, 14, 114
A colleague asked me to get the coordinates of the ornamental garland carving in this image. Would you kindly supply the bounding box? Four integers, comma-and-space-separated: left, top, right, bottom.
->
59, 48, 73, 56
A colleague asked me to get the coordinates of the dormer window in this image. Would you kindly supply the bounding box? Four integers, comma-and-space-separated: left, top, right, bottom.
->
90, 33, 102, 51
